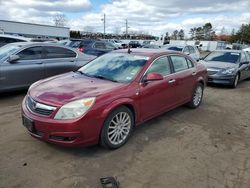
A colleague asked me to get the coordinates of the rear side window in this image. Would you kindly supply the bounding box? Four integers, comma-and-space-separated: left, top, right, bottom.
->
17, 47, 43, 60
146, 56, 171, 76
183, 47, 190, 53
94, 42, 106, 49
170, 56, 189, 72
45, 46, 76, 59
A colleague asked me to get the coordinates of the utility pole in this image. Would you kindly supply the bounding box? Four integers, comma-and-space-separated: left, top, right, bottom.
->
125, 19, 128, 39
101, 14, 106, 39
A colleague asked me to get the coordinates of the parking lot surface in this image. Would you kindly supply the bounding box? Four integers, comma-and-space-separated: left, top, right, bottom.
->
0, 82, 250, 188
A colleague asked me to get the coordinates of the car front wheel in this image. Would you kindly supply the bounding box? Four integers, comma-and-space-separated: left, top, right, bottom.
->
187, 83, 204, 108
100, 106, 134, 149
231, 74, 239, 88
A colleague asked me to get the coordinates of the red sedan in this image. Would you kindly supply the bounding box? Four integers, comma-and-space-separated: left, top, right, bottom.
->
22, 49, 207, 149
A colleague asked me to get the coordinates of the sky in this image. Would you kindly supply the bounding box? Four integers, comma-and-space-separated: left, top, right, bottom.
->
0, 0, 249, 36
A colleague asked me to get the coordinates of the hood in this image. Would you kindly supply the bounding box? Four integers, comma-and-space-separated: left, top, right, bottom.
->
201, 60, 238, 70
29, 72, 125, 106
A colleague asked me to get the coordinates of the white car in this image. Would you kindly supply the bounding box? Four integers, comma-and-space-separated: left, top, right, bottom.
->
163, 44, 201, 61
243, 47, 250, 52
104, 39, 126, 49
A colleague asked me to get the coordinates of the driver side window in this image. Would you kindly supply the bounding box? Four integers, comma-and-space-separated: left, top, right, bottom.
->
146, 56, 171, 76
17, 47, 43, 60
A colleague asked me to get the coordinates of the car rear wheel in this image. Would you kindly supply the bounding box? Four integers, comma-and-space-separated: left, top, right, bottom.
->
100, 106, 134, 149
187, 83, 204, 108
231, 74, 239, 88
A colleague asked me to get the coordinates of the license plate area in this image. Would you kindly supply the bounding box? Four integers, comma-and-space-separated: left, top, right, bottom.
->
22, 116, 35, 132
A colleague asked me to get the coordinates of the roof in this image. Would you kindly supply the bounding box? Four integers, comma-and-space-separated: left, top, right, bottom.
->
214, 50, 243, 53
114, 48, 181, 57
0, 19, 70, 29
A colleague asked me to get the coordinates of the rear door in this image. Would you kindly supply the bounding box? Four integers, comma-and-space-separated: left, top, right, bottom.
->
139, 56, 177, 120
169, 55, 197, 103
1, 46, 45, 90
43, 46, 77, 78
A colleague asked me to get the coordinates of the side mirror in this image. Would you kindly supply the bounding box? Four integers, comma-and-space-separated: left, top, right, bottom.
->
8, 55, 20, 63
143, 72, 164, 83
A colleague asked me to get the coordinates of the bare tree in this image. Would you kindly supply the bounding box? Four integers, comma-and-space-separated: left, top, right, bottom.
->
53, 14, 67, 27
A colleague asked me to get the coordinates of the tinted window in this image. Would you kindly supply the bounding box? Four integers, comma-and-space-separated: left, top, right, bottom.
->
146, 57, 171, 76
17, 47, 43, 60
204, 51, 240, 63
45, 46, 76, 59
94, 42, 106, 49
170, 56, 189, 72
79, 40, 94, 48
0, 37, 24, 47
165, 46, 183, 52
79, 53, 148, 83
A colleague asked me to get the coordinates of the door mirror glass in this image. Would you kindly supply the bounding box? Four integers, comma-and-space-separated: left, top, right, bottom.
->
8, 55, 20, 63
144, 72, 164, 82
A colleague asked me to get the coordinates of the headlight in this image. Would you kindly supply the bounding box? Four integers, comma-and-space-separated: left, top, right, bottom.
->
221, 68, 236, 75
54, 97, 96, 120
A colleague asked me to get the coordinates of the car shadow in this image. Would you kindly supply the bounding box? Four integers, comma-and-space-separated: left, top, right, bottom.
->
0, 89, 27, 99
42, 106, 188, 156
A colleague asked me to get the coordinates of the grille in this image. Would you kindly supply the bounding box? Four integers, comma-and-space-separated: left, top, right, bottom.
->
26, 96, 56, 116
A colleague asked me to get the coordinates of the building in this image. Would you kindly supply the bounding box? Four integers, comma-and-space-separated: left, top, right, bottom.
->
0, 20, 70, 40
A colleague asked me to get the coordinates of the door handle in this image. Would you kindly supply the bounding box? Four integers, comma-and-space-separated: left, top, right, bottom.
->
192, 72, 197, 76
168, 79, 176, 84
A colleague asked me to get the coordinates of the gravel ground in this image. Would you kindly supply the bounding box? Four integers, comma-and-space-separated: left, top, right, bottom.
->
0, 81, 250, 188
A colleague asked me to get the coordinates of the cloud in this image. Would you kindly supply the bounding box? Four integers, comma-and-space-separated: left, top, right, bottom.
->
0, 0, 249, 36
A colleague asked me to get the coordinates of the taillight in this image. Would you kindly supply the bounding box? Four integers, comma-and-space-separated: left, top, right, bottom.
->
78, 48, 84, 52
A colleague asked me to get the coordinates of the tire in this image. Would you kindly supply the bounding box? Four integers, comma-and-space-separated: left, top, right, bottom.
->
231, 74, 239, 88
100, 106, 134, 149
187, 83, 204, 109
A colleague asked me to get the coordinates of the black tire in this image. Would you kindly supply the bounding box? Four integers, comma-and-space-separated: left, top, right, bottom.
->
100, 106, 134, 149
187, 83, 204, 109
231, 74, 239, 88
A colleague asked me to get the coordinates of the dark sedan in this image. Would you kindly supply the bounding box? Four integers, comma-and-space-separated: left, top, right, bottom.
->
0, 42, 96, 92
68, 39, 117, 56
202, 50, 250, 88
129, 41, 142, 48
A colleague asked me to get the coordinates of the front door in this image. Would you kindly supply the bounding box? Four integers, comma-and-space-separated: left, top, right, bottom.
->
1, 46, 45, 90
138, 56, 177, 121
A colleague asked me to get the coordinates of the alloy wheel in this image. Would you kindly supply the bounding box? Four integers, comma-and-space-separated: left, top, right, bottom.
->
107, 112, 132, 145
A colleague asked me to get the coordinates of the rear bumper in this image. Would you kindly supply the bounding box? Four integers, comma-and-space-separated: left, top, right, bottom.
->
207, 75, 235, 85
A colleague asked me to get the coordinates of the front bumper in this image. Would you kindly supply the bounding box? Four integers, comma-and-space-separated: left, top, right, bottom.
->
207, 74, 235, 85
21, 96, 104, 147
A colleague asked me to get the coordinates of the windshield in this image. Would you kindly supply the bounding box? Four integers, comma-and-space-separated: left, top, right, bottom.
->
164, 46, 183, 51
0, 44, 21, 60
79, 53, 148, 83
204, 51, 240, 63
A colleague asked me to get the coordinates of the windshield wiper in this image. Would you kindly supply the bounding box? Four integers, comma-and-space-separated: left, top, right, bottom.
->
93, 75, 119, 83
